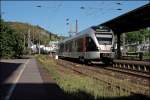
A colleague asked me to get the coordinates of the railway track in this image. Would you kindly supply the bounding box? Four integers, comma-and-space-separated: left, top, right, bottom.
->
58, 58, 150, 80
55, 58, 150, 96
104, 66, 150, 79
113, 59, 150, 74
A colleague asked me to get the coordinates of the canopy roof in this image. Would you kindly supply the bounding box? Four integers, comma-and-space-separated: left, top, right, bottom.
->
99, 3, 150, 34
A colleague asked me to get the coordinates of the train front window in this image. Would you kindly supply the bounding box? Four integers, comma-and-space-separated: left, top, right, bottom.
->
86, 37, 98, 51
96, 37, 112, 45
96, 33, 112, 45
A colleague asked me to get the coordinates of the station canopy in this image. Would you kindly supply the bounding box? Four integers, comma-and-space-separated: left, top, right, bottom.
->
99, 3, 150, 34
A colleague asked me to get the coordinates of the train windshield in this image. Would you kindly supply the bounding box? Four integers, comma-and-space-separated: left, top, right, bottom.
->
96, 34, 112, 45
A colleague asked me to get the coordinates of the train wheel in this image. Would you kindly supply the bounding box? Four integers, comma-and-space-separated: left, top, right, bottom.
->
79, 56, 85, 64
85, 59, 92, 65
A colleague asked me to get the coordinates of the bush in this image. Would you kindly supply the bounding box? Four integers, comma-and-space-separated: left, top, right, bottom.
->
0, 19, 24, 58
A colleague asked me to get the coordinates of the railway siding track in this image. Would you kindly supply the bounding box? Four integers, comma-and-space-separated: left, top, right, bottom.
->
56, 59, 150, 96
105, 67, 150, 79
113, 59, 150, 73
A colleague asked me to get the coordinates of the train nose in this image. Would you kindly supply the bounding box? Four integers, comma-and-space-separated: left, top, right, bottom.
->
101, 53, 111, 58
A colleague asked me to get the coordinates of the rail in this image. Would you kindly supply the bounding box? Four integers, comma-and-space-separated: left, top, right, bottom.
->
55, 58, 150, 96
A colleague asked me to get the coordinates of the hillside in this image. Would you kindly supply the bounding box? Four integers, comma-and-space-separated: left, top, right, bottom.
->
5, 21, 60, 45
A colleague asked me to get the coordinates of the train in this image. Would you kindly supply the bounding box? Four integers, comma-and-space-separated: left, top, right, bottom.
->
58, 26, 115, 64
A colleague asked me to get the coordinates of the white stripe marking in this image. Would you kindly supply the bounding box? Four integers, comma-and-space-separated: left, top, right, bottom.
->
4, 59, 30, 100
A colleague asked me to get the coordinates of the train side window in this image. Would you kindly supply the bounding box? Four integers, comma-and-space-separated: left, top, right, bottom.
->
72, 40, 75, 52
59, 43, 64, 52
86, 37, 98, 51
68, 40, 73, 52
65, 43, 68, 52
77, 38, 83, 52
75, 39, 78, 51
67, 42, 69, 52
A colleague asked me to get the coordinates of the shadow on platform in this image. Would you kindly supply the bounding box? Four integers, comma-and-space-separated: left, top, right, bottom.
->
0, 62, 22, 84
1, 83, 149, 100
0, 62, 22, 99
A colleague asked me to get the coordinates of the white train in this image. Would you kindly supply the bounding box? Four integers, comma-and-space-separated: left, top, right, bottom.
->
58, 26, 115, 64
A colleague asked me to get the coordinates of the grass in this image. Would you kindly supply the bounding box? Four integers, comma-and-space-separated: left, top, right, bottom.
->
36, 55, 147, 99
143, 51, 150, 60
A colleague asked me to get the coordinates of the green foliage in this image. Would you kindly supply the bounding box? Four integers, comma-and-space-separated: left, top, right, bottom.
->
0, 20, 24, 58
6, 22, 60, 45
126, 31, 142, 43
143, 51, 150, 59
125, 28, 150, 44
12, 32, 24, 57
0, 20, 61, 58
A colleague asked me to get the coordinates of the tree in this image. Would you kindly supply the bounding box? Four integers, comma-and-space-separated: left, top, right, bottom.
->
125, 28, 150, 44
0, 19, 24, 58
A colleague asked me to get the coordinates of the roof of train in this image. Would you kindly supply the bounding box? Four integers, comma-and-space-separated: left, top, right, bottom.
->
59, 26, 113, 44
59, 27, 93, 43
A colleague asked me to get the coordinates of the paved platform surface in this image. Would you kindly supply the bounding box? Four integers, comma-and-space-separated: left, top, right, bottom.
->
1, 58, 68, 100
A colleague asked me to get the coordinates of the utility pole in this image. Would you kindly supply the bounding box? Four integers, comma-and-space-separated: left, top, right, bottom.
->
38, 31, 41, 54
122, 33, 126, 56
69, 22, 73, 37
33, 28, 34, 44
66, 18, 78, 37
75, 19, 78, 34
23, 33, 26, 52
28, 29, 31, 54
117, 33, 121, 59
28, 29, 30, 48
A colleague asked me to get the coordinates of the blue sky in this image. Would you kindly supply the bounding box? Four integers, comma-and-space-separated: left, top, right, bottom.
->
1, 1, 149, 36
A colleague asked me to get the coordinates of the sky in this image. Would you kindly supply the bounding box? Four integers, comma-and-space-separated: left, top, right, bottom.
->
1, 0, 149, 36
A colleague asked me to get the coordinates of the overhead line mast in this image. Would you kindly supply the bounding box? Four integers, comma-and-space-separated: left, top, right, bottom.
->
76, 19, 78, 34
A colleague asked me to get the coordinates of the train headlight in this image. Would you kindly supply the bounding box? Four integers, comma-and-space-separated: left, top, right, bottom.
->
98, 47, 101, 51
